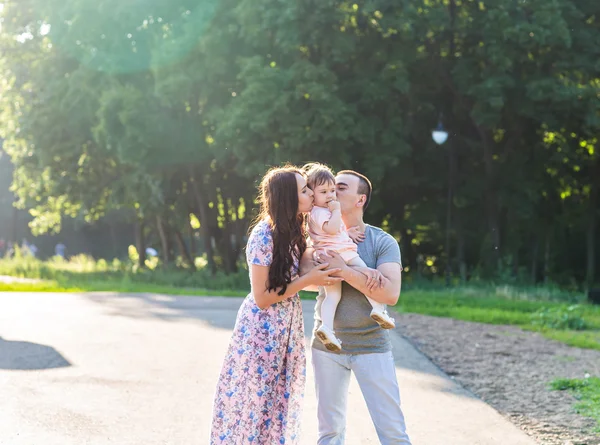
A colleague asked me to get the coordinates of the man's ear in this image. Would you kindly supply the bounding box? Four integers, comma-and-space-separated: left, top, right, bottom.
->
356, 195, 366, 208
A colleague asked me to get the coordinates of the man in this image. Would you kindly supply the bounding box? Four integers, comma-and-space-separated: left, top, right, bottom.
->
304, 170, 411, 445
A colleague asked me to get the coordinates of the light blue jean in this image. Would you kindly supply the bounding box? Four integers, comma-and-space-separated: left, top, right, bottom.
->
311, 348, 412, 445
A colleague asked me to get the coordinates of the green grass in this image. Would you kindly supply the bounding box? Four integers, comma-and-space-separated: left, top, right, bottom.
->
0, 281, 81, 292
550, 377, 600, 430
540, 330, 600, 350
395, 289, 600, 350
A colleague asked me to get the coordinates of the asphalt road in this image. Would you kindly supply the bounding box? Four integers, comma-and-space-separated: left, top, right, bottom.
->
0, 292, 538, 444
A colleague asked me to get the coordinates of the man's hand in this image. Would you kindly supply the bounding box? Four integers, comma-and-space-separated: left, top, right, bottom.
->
355, 267, 384, 292
346, 226, 365, 243
317, 250, 379, 290
320, 250, 401, 305
318, 251, 382, 293
327, 200, 341, 212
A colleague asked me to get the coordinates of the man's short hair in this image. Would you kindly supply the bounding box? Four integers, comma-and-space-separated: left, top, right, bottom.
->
337, 170, 372, 212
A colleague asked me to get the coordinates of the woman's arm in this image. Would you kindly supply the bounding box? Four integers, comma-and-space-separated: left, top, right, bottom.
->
252, 262, 342, 309
299, 248, 319, 292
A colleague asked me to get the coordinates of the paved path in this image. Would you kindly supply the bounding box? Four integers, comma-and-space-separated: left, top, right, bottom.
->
0, 292, 538, 444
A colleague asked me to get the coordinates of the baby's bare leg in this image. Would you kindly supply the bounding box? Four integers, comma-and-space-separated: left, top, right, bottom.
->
346, 256, 386, 313
320, 281, 342, 330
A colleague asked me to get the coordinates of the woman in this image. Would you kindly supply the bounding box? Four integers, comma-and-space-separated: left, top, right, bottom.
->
210, 165, 343, 444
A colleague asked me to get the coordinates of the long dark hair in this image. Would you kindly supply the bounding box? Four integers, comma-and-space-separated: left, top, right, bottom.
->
251, 165, 308, 296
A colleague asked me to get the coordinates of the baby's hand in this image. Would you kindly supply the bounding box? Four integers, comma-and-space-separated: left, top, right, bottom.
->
327, 200, 341, 212
347, 226, 365, 243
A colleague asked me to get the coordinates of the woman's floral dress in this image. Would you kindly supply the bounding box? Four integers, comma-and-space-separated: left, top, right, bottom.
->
210, 220, 306, 444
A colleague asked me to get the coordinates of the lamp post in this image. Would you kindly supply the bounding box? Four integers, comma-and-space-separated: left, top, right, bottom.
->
432, 121, 452, 286
432, 122, 448, 145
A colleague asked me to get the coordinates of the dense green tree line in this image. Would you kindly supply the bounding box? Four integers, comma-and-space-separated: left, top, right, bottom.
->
0, 0, 598, 287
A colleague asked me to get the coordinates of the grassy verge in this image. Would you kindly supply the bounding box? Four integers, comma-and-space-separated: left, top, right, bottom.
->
0, 254, 249, 295
550, 377, 600, 431
394, 289, 600, 350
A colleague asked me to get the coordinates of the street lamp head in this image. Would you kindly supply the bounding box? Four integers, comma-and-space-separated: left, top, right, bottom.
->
432, 121, 448, 145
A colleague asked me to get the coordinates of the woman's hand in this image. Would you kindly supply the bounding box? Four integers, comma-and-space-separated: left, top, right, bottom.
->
299, 248, 316, 276
347, 226, 365, 243
305, 262, 343, 287
316, 250, 346, 271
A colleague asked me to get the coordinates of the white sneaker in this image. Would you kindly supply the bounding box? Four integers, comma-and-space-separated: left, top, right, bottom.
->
370, 308, 396, 329
316, 325, 342, 352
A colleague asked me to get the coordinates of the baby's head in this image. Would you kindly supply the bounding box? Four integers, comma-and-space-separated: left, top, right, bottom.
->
304, 163, 336, 208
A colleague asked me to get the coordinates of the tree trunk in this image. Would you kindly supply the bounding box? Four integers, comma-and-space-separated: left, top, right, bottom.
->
175, 229, 196, 270
394, 197, 416, 275
188, 210, 197, 259
10, 200, 18, 243
474, 124, 501, 270
217, 195, 238, 274
216, 219, 238, 274
455, 211, 467, 284
156, 215, 173, 266
134, 219, 146, 269
543, 230, 551, 284
189, 168, 217, 274
512, 249, 519, 280
505, 206, 520, 280
531, 234, 539, 284
586, 175, 598, 290
109, 220, 118, 259
400, 228, 417, 274
444, 142, 454, 286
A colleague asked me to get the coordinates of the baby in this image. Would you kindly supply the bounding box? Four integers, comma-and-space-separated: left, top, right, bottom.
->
305, 163, 395, 352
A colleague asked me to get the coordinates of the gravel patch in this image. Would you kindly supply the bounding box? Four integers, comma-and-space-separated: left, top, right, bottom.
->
394, 313, 600, 445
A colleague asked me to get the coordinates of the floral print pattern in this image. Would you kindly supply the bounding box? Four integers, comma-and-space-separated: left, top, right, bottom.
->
210, 220, 306, 444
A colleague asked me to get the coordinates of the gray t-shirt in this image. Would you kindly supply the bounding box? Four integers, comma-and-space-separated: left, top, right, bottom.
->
311, 225, 402, 354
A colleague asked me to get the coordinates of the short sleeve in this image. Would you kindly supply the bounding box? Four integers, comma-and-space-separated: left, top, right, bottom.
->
376, 233, 402, 269
246, 221, 273, 266
310, 207, 332, 232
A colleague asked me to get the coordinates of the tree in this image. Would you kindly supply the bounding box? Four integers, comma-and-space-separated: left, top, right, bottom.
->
1, 0, 598, 286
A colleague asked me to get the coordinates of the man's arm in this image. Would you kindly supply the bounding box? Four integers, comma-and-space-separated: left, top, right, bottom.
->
322, 251, 401, 306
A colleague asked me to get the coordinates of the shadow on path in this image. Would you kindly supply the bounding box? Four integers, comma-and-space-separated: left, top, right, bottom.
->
0, 336, 71, 371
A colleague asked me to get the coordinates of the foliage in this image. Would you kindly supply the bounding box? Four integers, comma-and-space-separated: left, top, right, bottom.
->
530, 305, 590, 330
0, 0, 598, 286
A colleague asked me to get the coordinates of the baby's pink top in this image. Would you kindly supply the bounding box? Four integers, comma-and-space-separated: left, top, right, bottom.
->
308, 206, 357, 254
